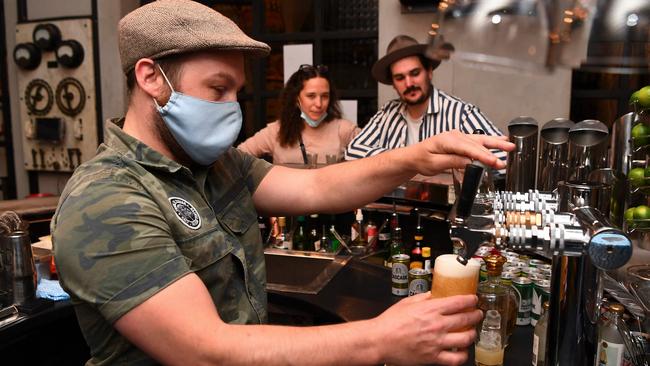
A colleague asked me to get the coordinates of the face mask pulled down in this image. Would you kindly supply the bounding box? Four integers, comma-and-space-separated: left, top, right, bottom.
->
154, 65, 242, 166
299, 103, 327, 128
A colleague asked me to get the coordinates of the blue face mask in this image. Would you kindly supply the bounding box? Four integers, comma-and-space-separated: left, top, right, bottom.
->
154, 66, 242, 166
299, 104, 327, 128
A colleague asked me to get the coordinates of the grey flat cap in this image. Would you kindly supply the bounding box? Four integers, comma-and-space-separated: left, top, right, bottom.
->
118, 0, 270, 73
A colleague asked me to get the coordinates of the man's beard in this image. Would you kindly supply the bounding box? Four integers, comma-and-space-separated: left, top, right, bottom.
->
152, 112, 195, 167
401, 84, 431, 106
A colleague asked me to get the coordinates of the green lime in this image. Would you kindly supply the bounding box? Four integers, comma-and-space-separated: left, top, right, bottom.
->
638, 86, 650, 109
625, 207, 635, 221
630, 90, 641, 105
634, 205, 650, 220
629, 167, 646, 186
632, 123, 650, 147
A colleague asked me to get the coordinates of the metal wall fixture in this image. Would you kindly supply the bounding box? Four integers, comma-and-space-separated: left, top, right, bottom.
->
537, 118, 574, 191
567, 119, 609, 183
506, 116, 538, 192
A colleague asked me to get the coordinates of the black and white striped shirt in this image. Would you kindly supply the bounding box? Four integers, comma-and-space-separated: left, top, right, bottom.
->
345, 87, 507, 161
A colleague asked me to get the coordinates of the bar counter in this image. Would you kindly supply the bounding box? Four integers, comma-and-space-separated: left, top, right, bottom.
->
269, 257, 534, 366
1, 254, 533, 365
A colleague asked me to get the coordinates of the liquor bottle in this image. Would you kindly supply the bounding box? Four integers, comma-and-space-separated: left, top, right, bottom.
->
422, 246, 432, 272
410, 212, 424, 269
328, 225, 340, 252
292, 216, 308, 251
366, 218, 378, 250
377, 218, 391, 251
410, 239, 423, 269
269, 216, 281, 246
476, 254, 518, 343
351, 209, 367, 247
319, 224, 330, 252
390, 204, 399, 233
594, 303, 627, 366
275, 217, 290, 249
387, 226, 405, 267
532, 301, 549, 366
306, 214, 320, 251
474, 310, 505, 366
307, 214, 320, 234
413, 208, 424, 243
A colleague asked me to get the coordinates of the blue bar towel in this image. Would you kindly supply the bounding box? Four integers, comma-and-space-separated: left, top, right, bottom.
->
36, 279, 70, 301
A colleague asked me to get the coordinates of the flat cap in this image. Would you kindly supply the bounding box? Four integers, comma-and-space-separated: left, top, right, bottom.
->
118, 0, 270, 73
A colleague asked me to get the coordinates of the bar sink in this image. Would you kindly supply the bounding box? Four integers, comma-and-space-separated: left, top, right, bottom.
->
264, 248, 352, 294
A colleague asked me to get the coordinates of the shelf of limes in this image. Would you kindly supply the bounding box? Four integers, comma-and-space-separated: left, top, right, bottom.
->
623, 86, 650, 232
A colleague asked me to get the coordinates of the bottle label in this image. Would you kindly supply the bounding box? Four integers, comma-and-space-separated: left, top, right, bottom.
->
596, 340, 625, 366
532, 334, 539, 365
367, 225, 377, 244
392, 263, 408, 284
378, 233, 390, 241
351, 227, 360, 241
408, 278, 429, 296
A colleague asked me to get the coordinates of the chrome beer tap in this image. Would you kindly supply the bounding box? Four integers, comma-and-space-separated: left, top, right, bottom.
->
449, 162, 634, 366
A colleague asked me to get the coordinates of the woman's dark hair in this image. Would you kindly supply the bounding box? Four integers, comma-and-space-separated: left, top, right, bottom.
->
278, 65, 342, 147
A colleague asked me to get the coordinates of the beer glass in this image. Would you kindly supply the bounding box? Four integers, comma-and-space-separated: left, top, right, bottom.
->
430, 254, 480, 334
306, 153, 319, 169
430, 254, 480, 299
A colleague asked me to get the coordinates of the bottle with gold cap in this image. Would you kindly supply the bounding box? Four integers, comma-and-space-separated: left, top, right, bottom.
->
476, 253, 519, 344
422, 246, 432, 272
594, 303, 627, 366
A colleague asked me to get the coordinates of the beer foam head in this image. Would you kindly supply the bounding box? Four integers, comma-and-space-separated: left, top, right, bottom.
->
434, 254, 480, 278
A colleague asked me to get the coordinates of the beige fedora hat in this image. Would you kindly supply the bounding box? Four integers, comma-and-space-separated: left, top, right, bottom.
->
118, 0, 270, 73
371, 35, 453, 85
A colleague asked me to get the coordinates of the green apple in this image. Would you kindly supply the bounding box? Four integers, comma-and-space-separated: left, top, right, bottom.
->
631, 90, 641, 105
629, 167, 646, 187
634, 205, 650, 220
625, 207, 635, 222
632, 123, 650, 147
638, 86, 650, 109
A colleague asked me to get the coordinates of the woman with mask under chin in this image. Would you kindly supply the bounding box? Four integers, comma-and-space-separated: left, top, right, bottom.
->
238, 64, 359, 166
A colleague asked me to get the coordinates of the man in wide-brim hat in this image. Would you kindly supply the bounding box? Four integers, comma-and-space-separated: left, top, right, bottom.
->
51, 2, 512, 365
346, 35, 506, 161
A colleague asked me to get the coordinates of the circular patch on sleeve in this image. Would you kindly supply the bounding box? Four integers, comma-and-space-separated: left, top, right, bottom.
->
169, 197, 201, 230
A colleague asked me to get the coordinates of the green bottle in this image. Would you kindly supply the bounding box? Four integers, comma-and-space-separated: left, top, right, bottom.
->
292, 216, 308, 251
328, 225, 340, 252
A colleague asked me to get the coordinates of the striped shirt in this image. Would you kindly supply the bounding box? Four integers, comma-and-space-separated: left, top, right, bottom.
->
345, 87, 507, 162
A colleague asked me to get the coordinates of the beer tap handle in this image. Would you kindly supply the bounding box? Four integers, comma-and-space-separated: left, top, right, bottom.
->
456, 162, 485, 220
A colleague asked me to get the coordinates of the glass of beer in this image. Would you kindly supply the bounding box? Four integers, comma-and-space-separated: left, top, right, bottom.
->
430, 254, 480, 299
431, 254, 480, 334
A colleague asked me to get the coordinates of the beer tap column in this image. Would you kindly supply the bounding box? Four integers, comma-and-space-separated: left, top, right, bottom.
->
449, 161, 488, 265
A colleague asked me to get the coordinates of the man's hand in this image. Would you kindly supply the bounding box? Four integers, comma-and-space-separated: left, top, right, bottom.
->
372, 294, 483, 366
405, 130, 513, 177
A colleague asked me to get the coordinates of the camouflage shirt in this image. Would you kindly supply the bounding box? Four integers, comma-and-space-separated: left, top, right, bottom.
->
51, 119, 272, 366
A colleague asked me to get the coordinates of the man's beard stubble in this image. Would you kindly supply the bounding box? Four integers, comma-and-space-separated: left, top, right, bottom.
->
152, 111, 196, 168
401, 83, 431, 106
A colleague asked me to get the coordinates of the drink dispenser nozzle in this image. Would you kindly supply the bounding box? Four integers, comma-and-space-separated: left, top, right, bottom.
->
455, 162, 486, 220
451, 161, 488, 265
